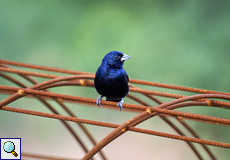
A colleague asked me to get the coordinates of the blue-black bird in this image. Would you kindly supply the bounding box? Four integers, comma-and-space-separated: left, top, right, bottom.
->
94, 51, 131, 111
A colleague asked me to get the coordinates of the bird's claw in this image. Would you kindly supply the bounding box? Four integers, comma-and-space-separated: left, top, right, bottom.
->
117, 98, 124, 111
96, 96, 103, 107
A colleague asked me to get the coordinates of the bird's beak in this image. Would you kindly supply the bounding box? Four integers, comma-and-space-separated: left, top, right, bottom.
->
121, 54, 131, 61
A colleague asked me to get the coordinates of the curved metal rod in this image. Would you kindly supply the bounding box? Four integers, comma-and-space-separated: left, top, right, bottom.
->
1, 85, 230, 126
0, 85, 228, 159
0, 62, 226, 159
38, 81, 219, 159
0, 64, 107, 160
81, 93, 230, 159
0, 59, 228, 96
1, 66, 230, 109
131, 93, 215, 159
0, 72, 96, 159
127, 94, 204, 160
20, 75, 107, 160
1, 104, 230, 149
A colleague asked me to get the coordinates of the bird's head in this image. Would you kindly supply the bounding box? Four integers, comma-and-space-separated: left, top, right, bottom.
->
102, 51, 131, 68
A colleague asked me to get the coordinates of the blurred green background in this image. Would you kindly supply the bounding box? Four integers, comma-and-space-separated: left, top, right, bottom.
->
0, 0, 230, 159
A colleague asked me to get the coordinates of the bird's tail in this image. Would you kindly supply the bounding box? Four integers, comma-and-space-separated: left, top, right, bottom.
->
106, 98, 121, 102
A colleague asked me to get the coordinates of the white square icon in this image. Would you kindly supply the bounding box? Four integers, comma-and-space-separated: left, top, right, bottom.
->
1, 138, 21, 160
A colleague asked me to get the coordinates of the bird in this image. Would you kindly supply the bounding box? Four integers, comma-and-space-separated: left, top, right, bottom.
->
94, 51, 131, 111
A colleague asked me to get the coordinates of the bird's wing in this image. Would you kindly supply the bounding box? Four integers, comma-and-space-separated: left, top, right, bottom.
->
126, 73, 129, 82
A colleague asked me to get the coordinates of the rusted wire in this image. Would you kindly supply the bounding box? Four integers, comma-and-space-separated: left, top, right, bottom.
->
0, 59, 93, 75
0, 88, 224, 126
0, 81, 229, 160
0, 59, 228, 96
129, 79, 230, 96
2, 105, 229, 149
0, 69, 106, 160
21, 152, 78, 160
0, 83, 229, 159
1, 59, 230, 159
0, 85, 230, 126
21, 75, 106, 160
128, 89, 205, 159
29, 79, 208, 159
0, 72, 94, 159
0, 66, 60, 79
35, 80, 216, 159
129, 94, 230, 129
1, 66, 230, 109
0, 90, 220, 127
82, 93, 230, 159
1, 66, 230, 111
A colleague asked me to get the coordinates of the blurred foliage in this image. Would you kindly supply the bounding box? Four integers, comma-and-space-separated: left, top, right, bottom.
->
0, 0, 230, 159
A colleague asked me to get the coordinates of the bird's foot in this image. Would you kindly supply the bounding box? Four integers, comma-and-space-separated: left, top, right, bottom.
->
117, 98, 124, 111
96, 96, 103, 107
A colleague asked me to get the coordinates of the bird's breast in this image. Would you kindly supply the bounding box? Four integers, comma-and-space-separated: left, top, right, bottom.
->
95, 65, 129, 99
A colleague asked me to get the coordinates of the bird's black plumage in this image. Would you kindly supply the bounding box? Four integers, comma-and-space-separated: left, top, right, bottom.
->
94, 51, 130, 110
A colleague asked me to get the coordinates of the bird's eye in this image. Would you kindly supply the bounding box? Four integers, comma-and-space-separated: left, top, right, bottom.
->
114, 55, 119, 60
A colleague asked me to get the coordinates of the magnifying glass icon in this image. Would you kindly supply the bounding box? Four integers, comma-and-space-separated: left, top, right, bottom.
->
3, 141, 18, 157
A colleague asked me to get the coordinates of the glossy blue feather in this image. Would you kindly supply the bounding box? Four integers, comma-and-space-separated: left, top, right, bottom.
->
94, 51, 130, 110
